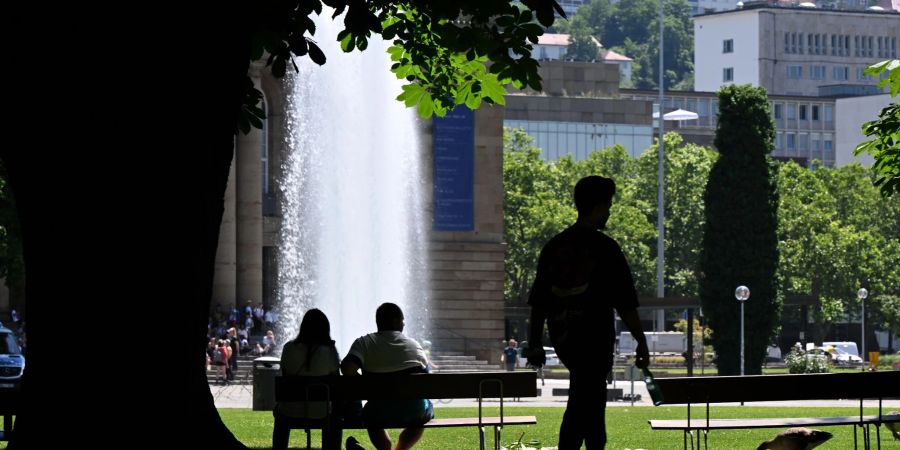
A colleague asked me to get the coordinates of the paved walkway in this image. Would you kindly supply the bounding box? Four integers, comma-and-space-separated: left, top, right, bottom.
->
210, 377, 900, 409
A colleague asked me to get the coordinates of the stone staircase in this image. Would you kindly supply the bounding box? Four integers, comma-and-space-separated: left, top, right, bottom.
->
207, 354, 256, 385
430, 351, 503, 373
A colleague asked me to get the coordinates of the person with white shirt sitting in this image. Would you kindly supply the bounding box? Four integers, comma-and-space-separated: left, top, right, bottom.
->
341, 302, 434, 450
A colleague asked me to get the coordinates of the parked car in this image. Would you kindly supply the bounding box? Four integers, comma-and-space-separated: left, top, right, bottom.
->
805, 347, 833, 365
516, 345, 562, 367
822, 341, 862, 364
824, 346, 863, 366
0, 326, 24, 389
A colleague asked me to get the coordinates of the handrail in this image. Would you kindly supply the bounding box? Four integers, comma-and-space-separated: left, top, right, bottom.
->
431, 327, 498, 356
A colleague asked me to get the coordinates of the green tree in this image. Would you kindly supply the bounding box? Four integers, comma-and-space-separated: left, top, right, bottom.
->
568, 0, 693, 89
502, 132, 657, 303
633, 133, 717, 298
700, 84, 780, 375
565, 14, 600, 61
503, 128, 575, 306
776, 161, 900, 346
578, 147, 656, 295
777, 162, 860, 343
854, 59, 899, 197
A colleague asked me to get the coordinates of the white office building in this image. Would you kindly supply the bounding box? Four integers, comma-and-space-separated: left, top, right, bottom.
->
694, 3, 899, 96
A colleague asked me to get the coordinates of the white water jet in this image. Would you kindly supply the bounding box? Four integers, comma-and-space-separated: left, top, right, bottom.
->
277, 11, 430, 357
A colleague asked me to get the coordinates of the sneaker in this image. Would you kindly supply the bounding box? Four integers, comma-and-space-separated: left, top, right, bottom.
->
345, 436, 365, 450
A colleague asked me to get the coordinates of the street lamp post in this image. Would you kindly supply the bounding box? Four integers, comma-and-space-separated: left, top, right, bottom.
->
735, 285, 750, 375
656, 0, 666, 331
858, 287, 868, 371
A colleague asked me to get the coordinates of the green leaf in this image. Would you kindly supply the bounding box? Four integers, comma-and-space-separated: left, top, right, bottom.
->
397, 83, 426, 107
340, 32, 354, 52
417, 92, 434, 118
465, 90, 482, 110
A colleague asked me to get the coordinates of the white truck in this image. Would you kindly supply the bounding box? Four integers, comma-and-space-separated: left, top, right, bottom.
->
618, 331, 695, 355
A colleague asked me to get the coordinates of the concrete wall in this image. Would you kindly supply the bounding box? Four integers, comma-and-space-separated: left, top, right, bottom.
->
695, 9, 761, 92
835, 94, 889, 166
504, 95, 651, 125
511, 60, 620, 98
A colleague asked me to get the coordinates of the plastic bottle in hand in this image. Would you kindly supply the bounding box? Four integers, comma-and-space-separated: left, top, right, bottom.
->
643, 368, 664, 406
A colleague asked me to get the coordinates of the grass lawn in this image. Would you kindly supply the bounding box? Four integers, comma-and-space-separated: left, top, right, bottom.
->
218, 406, 898, 449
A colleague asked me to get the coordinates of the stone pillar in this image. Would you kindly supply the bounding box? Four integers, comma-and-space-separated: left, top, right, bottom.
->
212, 155, 237, 311
236, 69, 264, 308
428, 106, 507, 363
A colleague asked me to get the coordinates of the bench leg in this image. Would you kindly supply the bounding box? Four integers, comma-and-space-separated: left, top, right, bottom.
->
479, 426, 486, 450
305, 428, 311, 449
494, 426, 501, 450
682, 429, 696, 450
854, 423, 858, 450
2, 414, 11, 441
702, 429, 709, 450
876, 423, 881, 450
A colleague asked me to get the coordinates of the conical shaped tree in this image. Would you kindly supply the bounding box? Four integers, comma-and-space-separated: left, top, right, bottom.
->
700, 84, 781, 375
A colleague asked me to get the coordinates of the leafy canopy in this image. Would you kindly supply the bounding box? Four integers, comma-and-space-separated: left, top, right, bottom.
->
238, 0, 566, 133
854, 59, 899, 197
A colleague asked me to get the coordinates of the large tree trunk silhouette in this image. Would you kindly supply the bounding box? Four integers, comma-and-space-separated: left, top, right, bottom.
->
184, 27, 254, 450
2, 9, 256, 446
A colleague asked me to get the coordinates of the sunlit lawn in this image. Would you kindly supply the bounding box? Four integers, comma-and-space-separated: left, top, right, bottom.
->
217, 406, 898, 449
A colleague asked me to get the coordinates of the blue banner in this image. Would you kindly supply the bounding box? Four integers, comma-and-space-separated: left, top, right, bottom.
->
432, 107, 475, 231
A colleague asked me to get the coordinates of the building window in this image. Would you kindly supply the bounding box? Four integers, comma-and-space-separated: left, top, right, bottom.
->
723, 67, 734, 82
787, 66, 803, 79
878, 36, 883, 58
855, 36, 860, 57
785, 33, 791, 53
892, 37, 897, 58
833, 66, 849, 81
787, 133, 796, 152
799, 105, 807, 121
808, 34, 814, 54
844, 35, 850, 57
791, 33, 798, 54
774, 103, 783, 119
775, 133, 783, 150
831, 35, 837, 56
787, 104, 797, 120
824, 104, 833, 122
812, 105, 819, 121
810, 65, 826, 80
857, 67, 873, 81
799, 133, 808, 152
799, 33, 804, 54
868, 36, 874, 57
723, 39, 733, 53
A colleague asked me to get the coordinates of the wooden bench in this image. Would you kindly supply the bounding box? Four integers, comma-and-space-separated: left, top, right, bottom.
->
648, 371, 900, 450
275, 371, 537, 450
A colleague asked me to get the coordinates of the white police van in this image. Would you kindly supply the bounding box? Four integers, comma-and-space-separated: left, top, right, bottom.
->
0, 326, 24, 389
